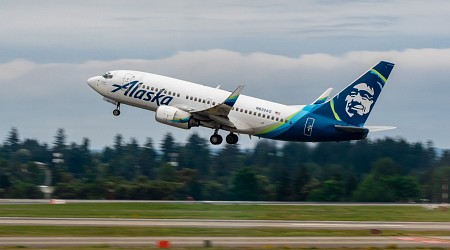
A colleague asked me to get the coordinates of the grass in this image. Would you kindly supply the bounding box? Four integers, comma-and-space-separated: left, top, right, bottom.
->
0, 203, 448, 246
0, 203, 448, 221
0, 226, 449, 237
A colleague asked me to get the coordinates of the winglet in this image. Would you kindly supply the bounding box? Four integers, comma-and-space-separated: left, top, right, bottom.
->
312, 88, 333, 104
224, 84, 244, 107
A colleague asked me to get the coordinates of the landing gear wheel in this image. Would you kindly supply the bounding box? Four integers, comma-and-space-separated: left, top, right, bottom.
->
113, 103, 121, 116
226, 133, 239, 144
210, 134, 223, 145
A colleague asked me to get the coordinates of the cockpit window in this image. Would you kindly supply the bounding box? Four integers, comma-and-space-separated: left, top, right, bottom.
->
102, 72, 113, 79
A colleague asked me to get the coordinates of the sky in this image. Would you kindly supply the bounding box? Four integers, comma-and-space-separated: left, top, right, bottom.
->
1, 0, 450, 150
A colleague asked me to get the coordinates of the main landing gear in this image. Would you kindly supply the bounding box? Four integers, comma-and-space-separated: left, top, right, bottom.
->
113, 103, 121, 116
226, 133, 239, 144
210, 130, 238, 145
210, 133, 223, 145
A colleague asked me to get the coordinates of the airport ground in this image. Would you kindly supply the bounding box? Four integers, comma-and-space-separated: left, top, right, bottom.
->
0, 200, 448, 249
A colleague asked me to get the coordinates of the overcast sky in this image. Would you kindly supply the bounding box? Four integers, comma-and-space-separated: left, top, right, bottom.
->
1, 0, 450, 150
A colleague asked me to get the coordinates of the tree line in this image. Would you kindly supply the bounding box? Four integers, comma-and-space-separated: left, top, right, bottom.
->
0, 127, 449, 202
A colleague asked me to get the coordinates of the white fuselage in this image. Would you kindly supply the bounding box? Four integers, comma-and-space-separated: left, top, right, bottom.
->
87, 61, 394, 145
88, 70, 302, 136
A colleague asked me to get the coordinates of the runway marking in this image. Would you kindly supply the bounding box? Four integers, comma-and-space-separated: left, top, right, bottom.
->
396, 237, 450, 244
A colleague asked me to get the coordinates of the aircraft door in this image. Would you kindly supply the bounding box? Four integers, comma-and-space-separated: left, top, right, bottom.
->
304, 117, 315, 136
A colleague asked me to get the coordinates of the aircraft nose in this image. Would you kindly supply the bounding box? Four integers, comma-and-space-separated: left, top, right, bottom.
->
87, 76, 98, 88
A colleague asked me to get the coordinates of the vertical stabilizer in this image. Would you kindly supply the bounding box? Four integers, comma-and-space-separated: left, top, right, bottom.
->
316, 61, 395, 126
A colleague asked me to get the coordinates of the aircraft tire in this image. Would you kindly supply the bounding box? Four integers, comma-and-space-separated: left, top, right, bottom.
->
226, 133, 238, 144
113, 109, 120, 116
210, 134, 223, 145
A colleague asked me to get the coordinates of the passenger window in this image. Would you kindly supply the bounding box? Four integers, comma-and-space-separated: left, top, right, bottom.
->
276, 117, 279, 121
290, 121, 293, 124
151, 87, 154, 91
207, 101, 210, 104
194, 97, 198, 101
177, 93, 180, 97
155, 88, 159, 92
258, 113, 261, 117
244, 110, 248, 114
186, 95, 189, 99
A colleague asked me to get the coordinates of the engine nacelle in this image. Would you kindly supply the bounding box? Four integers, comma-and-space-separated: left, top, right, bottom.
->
155, 105, 199, 129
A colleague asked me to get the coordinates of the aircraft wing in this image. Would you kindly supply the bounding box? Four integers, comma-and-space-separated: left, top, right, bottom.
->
191, 84, 245, 128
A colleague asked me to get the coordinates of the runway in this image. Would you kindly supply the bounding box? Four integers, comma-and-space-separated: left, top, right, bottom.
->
1, 217, 450, 248
1, 236, 450, 248
1, 217, 450, 230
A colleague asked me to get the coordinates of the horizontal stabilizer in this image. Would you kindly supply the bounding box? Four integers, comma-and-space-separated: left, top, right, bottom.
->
335, 125, 396, 133
334, 125, 368, 133
312, 88, 333, 104
364, 126, 397, 132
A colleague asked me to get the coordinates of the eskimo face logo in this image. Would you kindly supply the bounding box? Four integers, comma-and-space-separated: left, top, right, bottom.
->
344, 82, 375, 117
111, 81, 173, 106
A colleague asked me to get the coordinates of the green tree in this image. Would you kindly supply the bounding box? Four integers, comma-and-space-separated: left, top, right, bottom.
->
138, 138, 158, 179
212, 144, 243, 179
178, 133, 210, 177
353, 158, 420, 202
53, 128, 67, 153
292, 164, 311, 201
4, 127, 20, 156
160, 133, 178, 164
230, 168, 259, 201
309, 179, 345, 201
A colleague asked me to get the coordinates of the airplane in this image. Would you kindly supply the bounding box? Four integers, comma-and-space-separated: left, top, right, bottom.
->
87, 61, 395, 145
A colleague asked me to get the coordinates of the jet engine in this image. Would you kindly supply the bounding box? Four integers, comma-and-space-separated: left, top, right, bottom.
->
155, 106, 199, 129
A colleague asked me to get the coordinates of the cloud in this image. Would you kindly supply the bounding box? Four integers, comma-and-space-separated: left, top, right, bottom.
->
2, 1, 450, 63
1, 48, 450, 149
0, 59, 37, 82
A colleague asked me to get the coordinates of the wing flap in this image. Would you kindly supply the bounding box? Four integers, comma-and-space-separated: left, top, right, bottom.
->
209, 114, 235, 128
191, 84, 244, 128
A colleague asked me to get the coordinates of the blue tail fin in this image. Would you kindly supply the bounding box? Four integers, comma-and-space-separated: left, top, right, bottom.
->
316, 61, 395, 126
